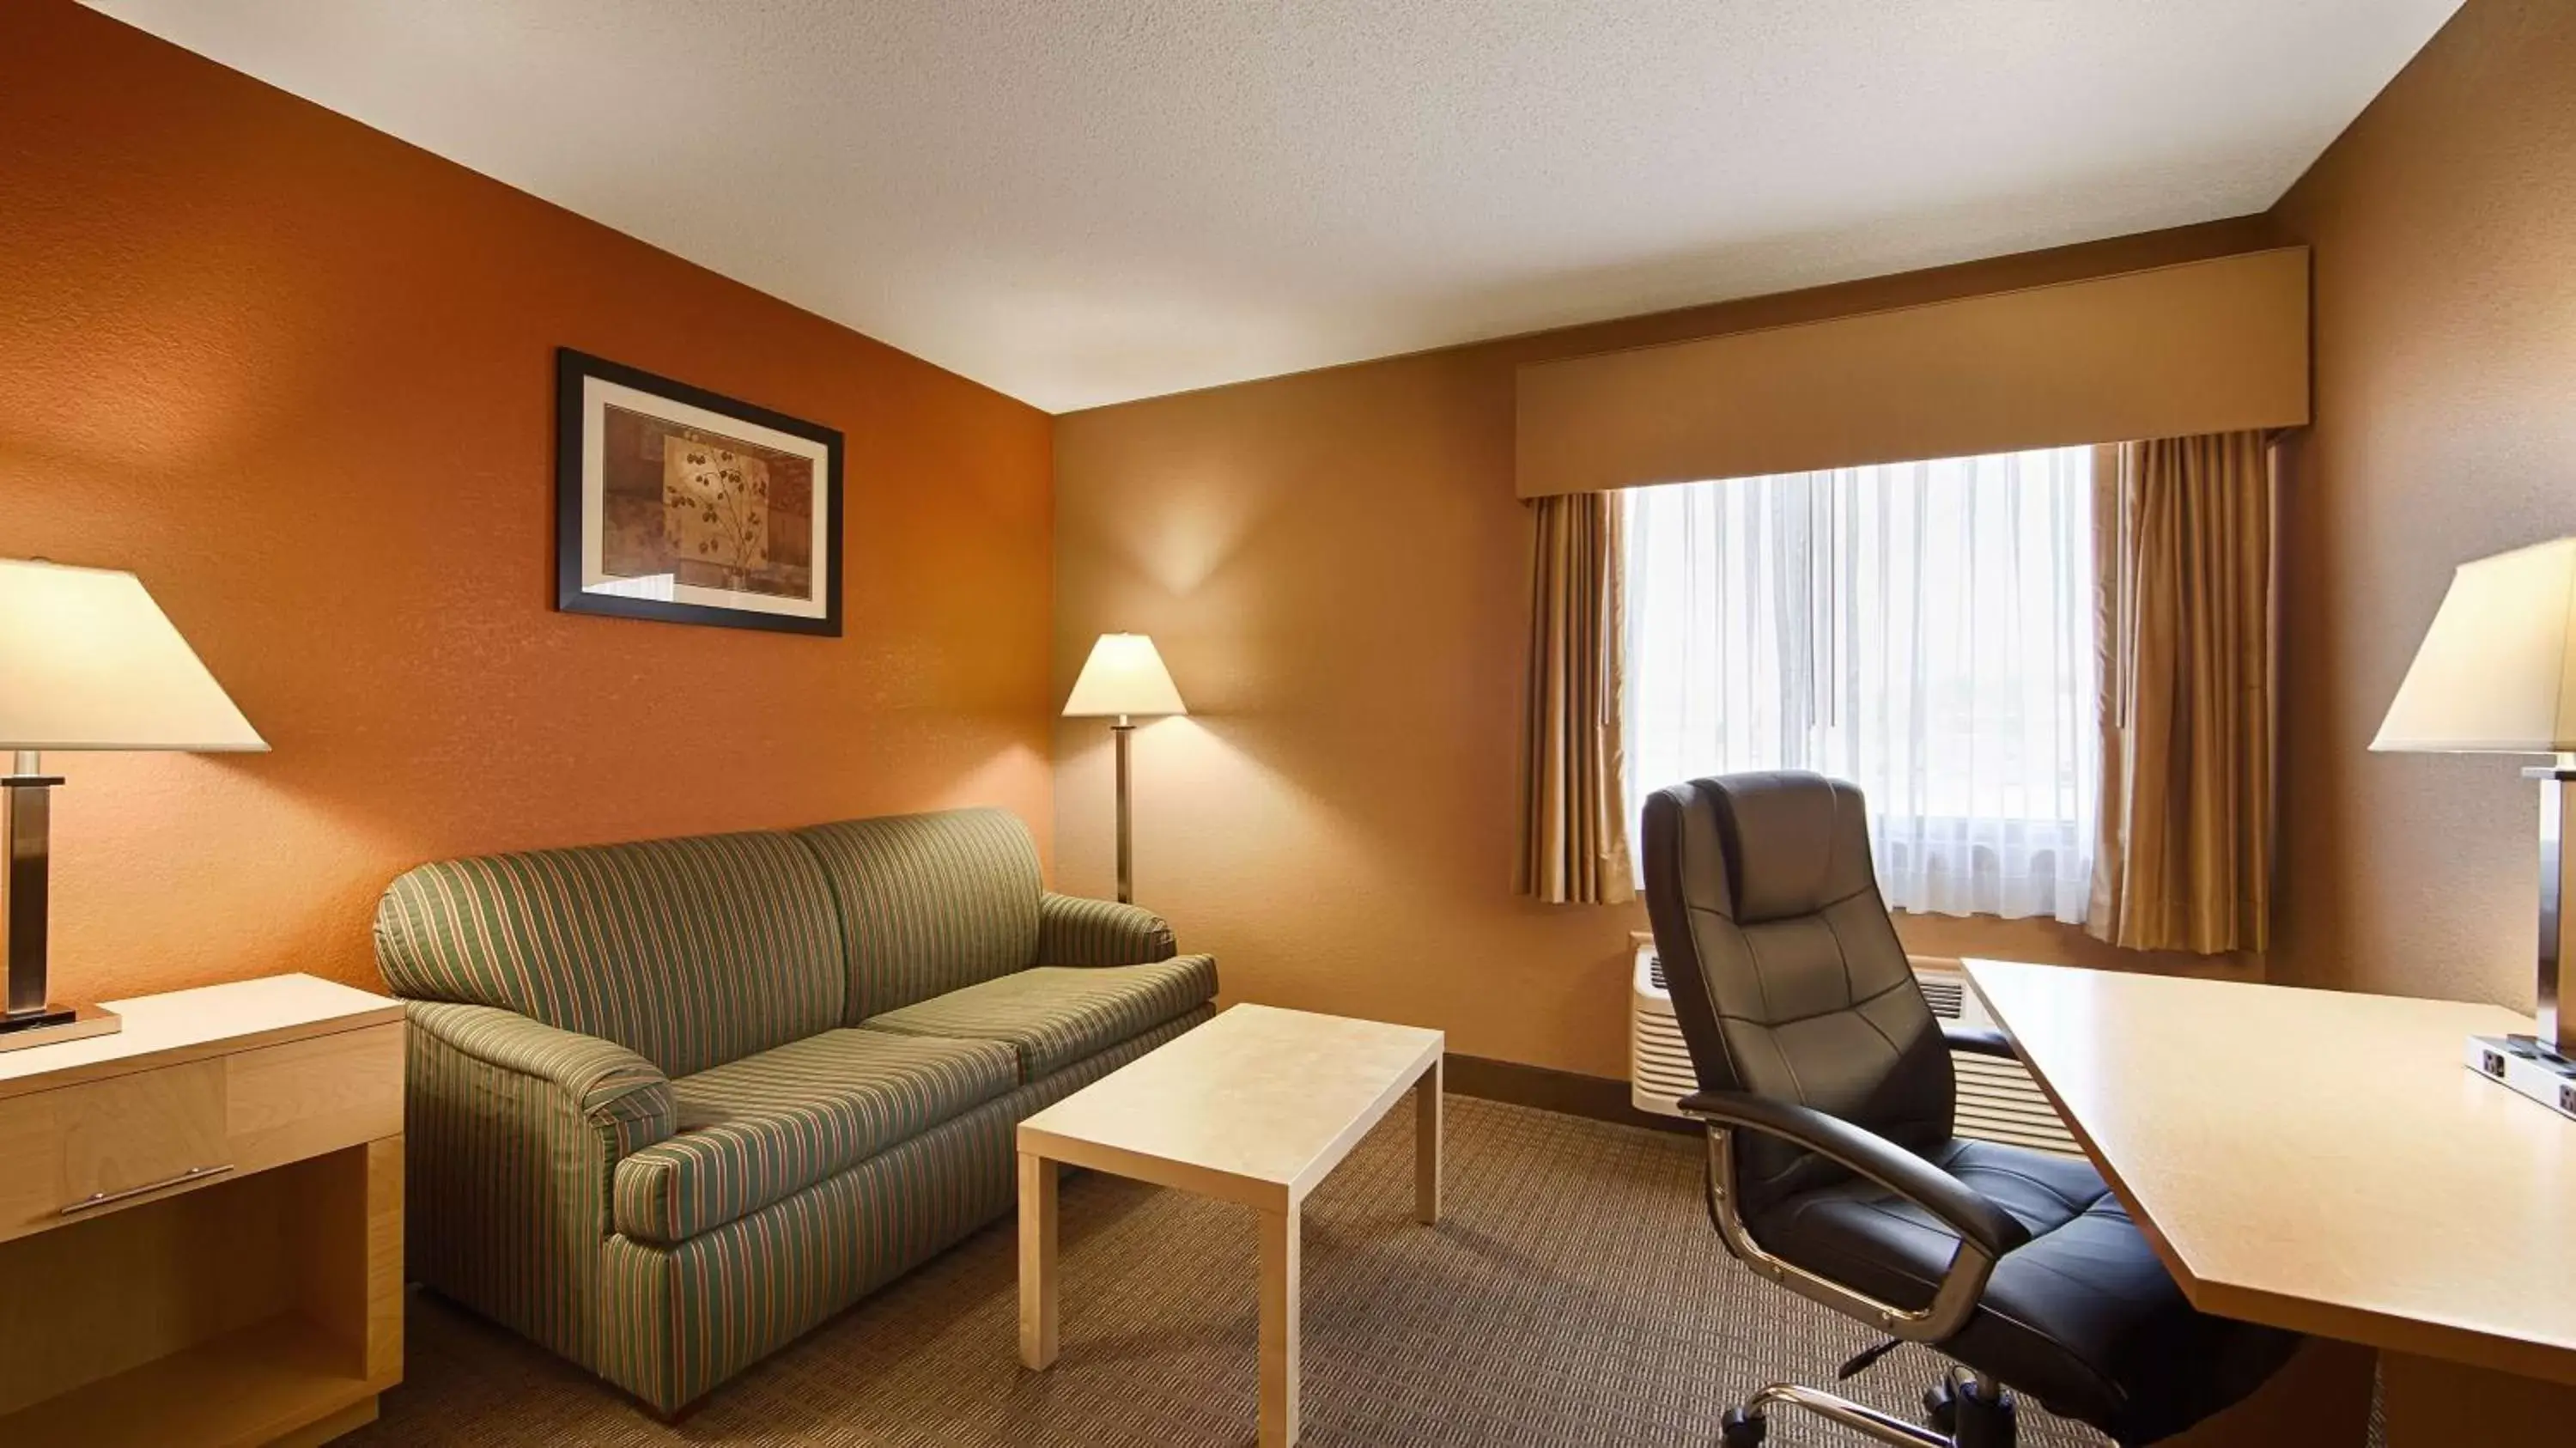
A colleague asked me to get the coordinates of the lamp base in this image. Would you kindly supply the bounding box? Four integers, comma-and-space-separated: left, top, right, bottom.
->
2466, 1033, 2576, 1122
0, 1002, 120, 1055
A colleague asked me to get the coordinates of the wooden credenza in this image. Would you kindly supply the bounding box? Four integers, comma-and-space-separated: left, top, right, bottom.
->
0, 975, 405, 1448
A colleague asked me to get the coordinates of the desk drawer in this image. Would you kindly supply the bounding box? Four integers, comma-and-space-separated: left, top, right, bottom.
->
0, 1059, 230, 1243
226, 1022, 404, 1173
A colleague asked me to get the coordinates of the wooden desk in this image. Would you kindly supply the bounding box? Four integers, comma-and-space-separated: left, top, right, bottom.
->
1968, 960, 2576, 1445
0, 974, 404, 1448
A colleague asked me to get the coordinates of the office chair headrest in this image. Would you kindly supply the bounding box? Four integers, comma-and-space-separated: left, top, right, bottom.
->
1669, 771, 1875, 926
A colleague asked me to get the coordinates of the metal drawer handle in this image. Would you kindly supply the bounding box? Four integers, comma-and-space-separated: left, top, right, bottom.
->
59, 1162, 234, 1216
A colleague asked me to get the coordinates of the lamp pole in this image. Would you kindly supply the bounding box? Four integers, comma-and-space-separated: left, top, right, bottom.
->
1113, 715, 1135, 904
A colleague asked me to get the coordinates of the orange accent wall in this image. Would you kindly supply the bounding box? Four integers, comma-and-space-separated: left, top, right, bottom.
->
0, 2, 1055, 1004
1054, 221, 2276, 1080
2268, 0, 2576, 1007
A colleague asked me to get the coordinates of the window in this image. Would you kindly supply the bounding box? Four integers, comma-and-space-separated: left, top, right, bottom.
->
1622, 447, 2098, 922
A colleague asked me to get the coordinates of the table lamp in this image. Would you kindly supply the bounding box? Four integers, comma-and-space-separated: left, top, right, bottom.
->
0, 559, 267, 1053
2373, 535, 2576, 1117
1062, 633, 1185, 904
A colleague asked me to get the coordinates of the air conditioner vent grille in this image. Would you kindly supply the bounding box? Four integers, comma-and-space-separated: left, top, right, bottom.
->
1631, 948, 2083, 1156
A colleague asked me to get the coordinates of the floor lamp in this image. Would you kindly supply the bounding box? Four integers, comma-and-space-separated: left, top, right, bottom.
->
1063, 633, 1186, 904
0, 559, 268, 1053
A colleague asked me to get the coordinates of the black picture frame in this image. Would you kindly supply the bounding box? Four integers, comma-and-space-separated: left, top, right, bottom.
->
554, 348, 846, 636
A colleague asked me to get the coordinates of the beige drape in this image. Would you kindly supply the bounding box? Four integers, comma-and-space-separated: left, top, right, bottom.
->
2089, 432, 2277, 952
1516, 492, 1634, 904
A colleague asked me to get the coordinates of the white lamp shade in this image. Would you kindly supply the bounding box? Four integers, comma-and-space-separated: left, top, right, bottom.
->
0, 559, 267, 752
1063, 633, 1186, 719
2373, 537, 2576, 755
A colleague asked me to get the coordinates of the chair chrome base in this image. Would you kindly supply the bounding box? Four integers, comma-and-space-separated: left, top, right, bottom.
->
1716, 1371, 2014, 1448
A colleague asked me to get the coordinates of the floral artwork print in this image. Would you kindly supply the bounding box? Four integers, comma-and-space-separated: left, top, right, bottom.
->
663, 441, 771, 582
596, 405, 814, 601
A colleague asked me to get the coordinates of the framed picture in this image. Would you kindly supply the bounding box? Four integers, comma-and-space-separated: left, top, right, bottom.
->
555, 348, 844, 636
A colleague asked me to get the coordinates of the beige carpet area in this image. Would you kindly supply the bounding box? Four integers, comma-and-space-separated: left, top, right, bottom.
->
345, 1097, 2116, 1447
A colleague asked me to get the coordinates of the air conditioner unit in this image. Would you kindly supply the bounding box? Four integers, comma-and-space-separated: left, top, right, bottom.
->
1629, 943, 2082, 1157
1628, 946, 1701, 1120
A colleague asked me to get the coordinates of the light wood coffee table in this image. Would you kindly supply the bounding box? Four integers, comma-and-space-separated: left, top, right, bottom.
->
1016, 1003, 1444, 1448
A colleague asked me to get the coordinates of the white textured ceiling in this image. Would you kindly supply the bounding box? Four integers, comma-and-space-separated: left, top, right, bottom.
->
83, 0, 2458, 413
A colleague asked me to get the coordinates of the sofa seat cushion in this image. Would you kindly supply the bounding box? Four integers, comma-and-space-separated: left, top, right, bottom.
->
612, 1029, 1018, 1245
860, 957, 1218, 1081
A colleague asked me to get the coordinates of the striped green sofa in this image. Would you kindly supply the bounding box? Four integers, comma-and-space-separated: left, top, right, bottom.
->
372, 806, 1216, 1415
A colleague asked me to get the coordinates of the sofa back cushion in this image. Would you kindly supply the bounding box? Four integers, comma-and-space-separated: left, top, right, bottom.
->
374, 829, 845, 1078
793, 807, 1042, 1019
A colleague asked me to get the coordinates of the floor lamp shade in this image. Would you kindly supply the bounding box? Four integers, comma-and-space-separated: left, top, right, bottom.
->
2373, 536, 2576, 1079
1063, 634, 1184, 907
0, 559, 266, 1052
1063, 633, 1188, 721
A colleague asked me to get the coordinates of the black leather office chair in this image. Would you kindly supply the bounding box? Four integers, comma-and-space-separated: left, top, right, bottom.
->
1640, 772, 2300, 1447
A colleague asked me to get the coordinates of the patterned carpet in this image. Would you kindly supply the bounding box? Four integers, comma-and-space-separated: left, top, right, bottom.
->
346, 1097, 2113, 1447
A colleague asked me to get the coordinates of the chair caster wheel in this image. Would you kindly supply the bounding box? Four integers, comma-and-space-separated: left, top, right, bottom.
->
1924, 1381, 1958, 1434
1925, 1377, 2016, 1446
1718, 1407, 1767, 1446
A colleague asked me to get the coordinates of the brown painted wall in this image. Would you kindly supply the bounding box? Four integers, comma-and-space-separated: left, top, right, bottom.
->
0, 2, 1056, 1005
1054, 220, 2276, 1078
2267, 0, 2576, 1007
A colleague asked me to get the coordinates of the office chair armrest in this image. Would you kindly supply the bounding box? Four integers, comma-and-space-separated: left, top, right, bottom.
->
1679, 1090, 2030, 1259
1941, 1022, 2020, 1061
1680, 1089, 2023, 1342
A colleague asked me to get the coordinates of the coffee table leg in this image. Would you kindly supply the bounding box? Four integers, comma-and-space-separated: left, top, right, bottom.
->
1018, 1152, 1058, 1370
1415, 1055, 1443, 1225
1260, 1205, 1301, 1448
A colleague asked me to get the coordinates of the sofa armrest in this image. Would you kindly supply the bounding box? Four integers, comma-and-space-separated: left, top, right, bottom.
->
406, 1001, 675, 1152
1037, 891, 1178, 966
398, 1001, 677, 1369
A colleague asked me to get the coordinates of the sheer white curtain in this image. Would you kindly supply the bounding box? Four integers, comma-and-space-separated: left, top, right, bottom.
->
1622, 447, 2098, 922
